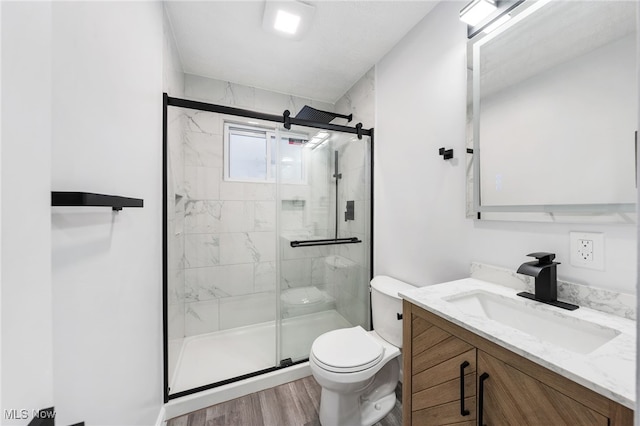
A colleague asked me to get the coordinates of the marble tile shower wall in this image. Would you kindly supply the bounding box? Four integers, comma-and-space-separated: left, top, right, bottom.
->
173, 109, 283, 338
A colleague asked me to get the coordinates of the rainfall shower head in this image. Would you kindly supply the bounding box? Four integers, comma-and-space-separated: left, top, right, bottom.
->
295, 105, 352, 124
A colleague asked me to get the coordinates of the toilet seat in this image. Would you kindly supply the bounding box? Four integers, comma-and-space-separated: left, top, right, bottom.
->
311, 326, 384, 373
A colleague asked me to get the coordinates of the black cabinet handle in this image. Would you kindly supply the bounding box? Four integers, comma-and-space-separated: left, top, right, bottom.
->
478, 372, 490, 426
459, 361, 470, 416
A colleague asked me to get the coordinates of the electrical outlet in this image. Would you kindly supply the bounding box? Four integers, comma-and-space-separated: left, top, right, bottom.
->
577, 239, 593, 261
570, 232, 604, 270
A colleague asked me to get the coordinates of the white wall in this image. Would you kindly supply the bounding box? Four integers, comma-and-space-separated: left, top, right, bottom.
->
375, 1, 636, 294
375, 1, 471, 287
51, 2, 164, 425
163, 4, 184, 98
1, 2, 54, 423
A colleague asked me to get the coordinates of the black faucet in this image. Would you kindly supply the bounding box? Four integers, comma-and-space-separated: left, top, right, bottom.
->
516, 252, 578, 311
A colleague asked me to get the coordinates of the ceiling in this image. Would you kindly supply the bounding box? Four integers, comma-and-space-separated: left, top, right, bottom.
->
164, 1, 438, 104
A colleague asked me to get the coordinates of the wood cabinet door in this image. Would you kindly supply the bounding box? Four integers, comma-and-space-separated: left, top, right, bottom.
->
410, 315, 477, 425
477, 351, 608, 426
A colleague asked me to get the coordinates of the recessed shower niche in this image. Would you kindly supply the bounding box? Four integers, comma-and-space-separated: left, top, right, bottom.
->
163, 95, 372, 400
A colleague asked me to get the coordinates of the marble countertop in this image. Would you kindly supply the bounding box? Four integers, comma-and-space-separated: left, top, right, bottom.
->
400, 278, 636, 409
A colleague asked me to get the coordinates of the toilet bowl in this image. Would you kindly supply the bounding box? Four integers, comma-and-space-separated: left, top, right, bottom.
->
309, 276, 415, 426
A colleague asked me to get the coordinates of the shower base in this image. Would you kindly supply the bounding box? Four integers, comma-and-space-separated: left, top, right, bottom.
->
169, 309, 351, 395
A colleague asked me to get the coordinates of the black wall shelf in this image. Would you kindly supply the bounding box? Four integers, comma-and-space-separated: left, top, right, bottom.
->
51, 191, 144, 211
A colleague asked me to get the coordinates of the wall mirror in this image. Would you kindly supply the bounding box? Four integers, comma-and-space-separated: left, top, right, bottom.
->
467, 0, 637, 222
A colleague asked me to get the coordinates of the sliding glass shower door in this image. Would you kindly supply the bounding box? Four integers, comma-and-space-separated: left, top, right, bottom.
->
164, 95, 371, 400
276, 124, 371, 365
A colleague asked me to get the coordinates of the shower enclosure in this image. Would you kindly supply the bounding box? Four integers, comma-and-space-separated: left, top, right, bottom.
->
163, 95, 373, 400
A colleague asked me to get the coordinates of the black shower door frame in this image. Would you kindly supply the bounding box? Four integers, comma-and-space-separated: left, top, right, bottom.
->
162, 93, 374, 402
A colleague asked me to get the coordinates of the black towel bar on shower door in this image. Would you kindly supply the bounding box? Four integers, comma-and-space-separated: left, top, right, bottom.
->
290, 237, 362, 248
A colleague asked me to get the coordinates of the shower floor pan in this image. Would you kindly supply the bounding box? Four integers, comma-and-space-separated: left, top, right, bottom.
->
169, 309, 351, 394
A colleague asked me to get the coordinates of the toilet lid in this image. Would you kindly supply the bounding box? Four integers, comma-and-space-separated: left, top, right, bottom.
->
311, 326, 384, 373
281, 287, 323, 306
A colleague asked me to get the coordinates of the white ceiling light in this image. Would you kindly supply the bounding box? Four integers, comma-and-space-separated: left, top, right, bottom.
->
460, 0, 497, 26
274, 10, 301, 34
263, 1, 316, 40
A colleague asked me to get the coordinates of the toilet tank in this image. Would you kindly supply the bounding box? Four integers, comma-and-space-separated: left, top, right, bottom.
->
370, 276, 416, 348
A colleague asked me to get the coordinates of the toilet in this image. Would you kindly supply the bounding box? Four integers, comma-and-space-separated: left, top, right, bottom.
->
309, 275, 415, 426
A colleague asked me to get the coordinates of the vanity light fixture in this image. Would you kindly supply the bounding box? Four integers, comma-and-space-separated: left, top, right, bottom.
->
263, 1, 316, 40
460, 0, 497, 26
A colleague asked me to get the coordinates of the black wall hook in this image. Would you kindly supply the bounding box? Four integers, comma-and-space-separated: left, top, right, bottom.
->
439, 147, 453, 160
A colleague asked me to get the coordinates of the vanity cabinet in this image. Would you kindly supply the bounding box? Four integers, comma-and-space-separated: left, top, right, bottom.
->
402, 300, 633, 426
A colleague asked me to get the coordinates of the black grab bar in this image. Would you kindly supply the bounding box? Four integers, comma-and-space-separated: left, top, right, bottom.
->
290, 237, 362, 248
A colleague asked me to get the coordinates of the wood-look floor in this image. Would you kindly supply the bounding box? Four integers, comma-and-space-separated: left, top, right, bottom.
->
167, 376, 402, 426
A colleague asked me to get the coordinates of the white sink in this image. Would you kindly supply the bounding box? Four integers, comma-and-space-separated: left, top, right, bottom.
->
445, 290, 621, 354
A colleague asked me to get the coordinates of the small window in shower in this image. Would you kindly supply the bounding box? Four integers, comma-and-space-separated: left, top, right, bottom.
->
228, 128, 269, 180
224, 123, 307, 184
